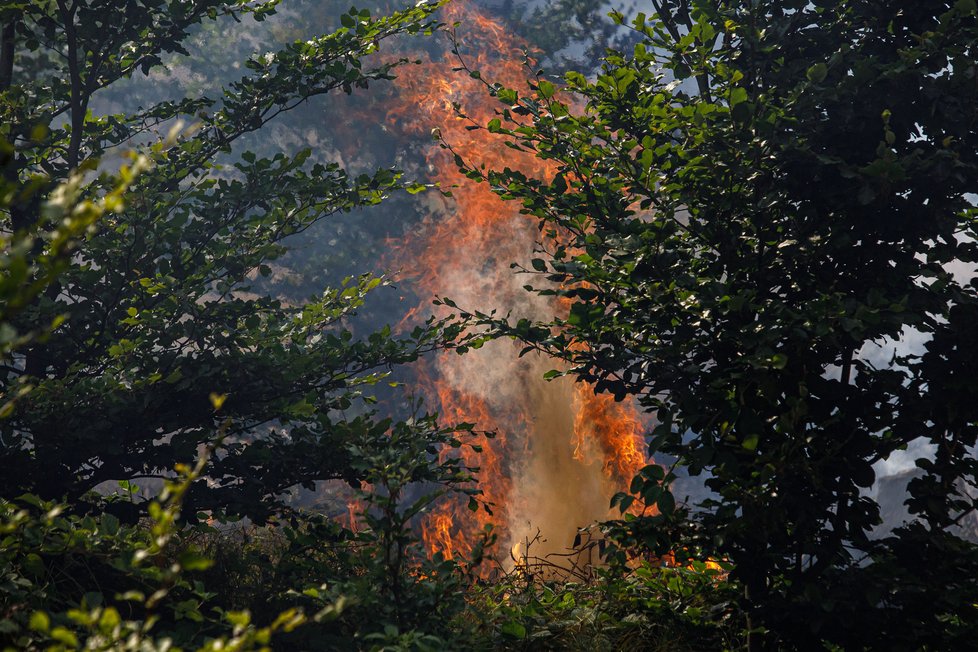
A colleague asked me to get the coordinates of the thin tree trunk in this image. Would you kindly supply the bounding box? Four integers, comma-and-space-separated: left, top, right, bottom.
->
58, 0, 85, 170
0, 20, 15, 91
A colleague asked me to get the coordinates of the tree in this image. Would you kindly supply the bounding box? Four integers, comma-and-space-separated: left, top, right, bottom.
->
0, 139, 150, 415
496, 0, 639, 73
0, 138, 480, 646
458, 0, 978, 647
0, 0, 468, 523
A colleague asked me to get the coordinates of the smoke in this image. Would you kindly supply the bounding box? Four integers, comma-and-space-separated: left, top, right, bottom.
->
419, 196, 639, 561
516, 368, 621, 557
387, 0, 648, 567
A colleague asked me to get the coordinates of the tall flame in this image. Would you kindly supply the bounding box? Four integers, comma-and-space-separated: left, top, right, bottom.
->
388, 1, 649, 569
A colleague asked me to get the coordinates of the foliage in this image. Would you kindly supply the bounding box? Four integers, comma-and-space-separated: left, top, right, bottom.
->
1, 411, 485, 650
455, 0, 978, 647
0, 439, 327, 651
496, 0, 638, 73
0, 2, 496, 648
96, 0, 442, 301
0, 137, 150, 418
201, 411, 486, 649
0, 0, 473, 523
347, 412, 485, 636
466, 558, 740, 651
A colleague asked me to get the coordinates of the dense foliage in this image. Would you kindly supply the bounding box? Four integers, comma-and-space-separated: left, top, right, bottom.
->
459, 0, 978, 647
6, 0, 978, 649
0, 1, 489, 648
0, 0, 476, 523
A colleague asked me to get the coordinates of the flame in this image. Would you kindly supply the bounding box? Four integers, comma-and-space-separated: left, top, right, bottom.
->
386, 1, 651, 571
573, 386, 648, 484
346, 499, 362, 533
422, 510, 457, 560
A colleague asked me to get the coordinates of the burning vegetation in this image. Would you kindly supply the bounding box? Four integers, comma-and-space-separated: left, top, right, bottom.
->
5, 0, 978, 649
387, 0, 649, 571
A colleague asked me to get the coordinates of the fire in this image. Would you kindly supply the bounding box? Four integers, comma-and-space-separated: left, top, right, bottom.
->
346, 499, 362, 533
422, 510, 457, 560
573, 386, 648, 484
387, 1, 651, 571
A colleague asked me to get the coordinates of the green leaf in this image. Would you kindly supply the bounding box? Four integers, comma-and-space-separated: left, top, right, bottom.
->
500, 621, 527, 638
99, 608, 120, 632
178, 550, 215, 571
566, 302, 602, 326
29, 611, 50, 633
50, 627, 79, 648
729, 87, 749, 106
226, 611, 251, 628
656, 491, 676, 515
768, 353, 788, 369
806, 63, 828, 83
497, 88, 518, 104
731, 101, 751, 121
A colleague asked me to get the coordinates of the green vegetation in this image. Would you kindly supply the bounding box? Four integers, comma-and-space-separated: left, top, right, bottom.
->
0, 0, 484, 648
0, 0, 467, 521
459, 0, 978, 648
3, 0, 978, 650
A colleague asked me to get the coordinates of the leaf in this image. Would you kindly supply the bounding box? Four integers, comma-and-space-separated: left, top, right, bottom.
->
29, 611, 50, 633
731, 101, 751, 121
500, 621, 527, 638
497, 88, 517, 104
768, 353, 788, 369
806, 63, 828, 83
852, 464, 876, 488
729, 87, 749, 106
226, 611, 251, 628
99, 608, 120, 631
552, 173, 567, 194
209, 393, 227, 410
566, 302, 602, 327
50, 627, 79, 648
178, 550, 215, 571
656, 491, 676, 515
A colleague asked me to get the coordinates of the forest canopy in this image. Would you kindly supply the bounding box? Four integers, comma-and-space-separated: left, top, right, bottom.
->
2, 0, 978, 650
462, 0, 978, 647
0, 0, 471, 523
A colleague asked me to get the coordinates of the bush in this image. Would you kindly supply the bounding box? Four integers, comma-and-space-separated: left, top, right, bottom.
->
467, 556, 741, 651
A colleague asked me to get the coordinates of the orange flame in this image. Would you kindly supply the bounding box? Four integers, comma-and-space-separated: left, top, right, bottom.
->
386, 1, 651, 570
347, 499, 363, 533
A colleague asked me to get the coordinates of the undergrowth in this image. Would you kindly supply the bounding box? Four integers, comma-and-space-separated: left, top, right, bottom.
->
2, 484, 745, 651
